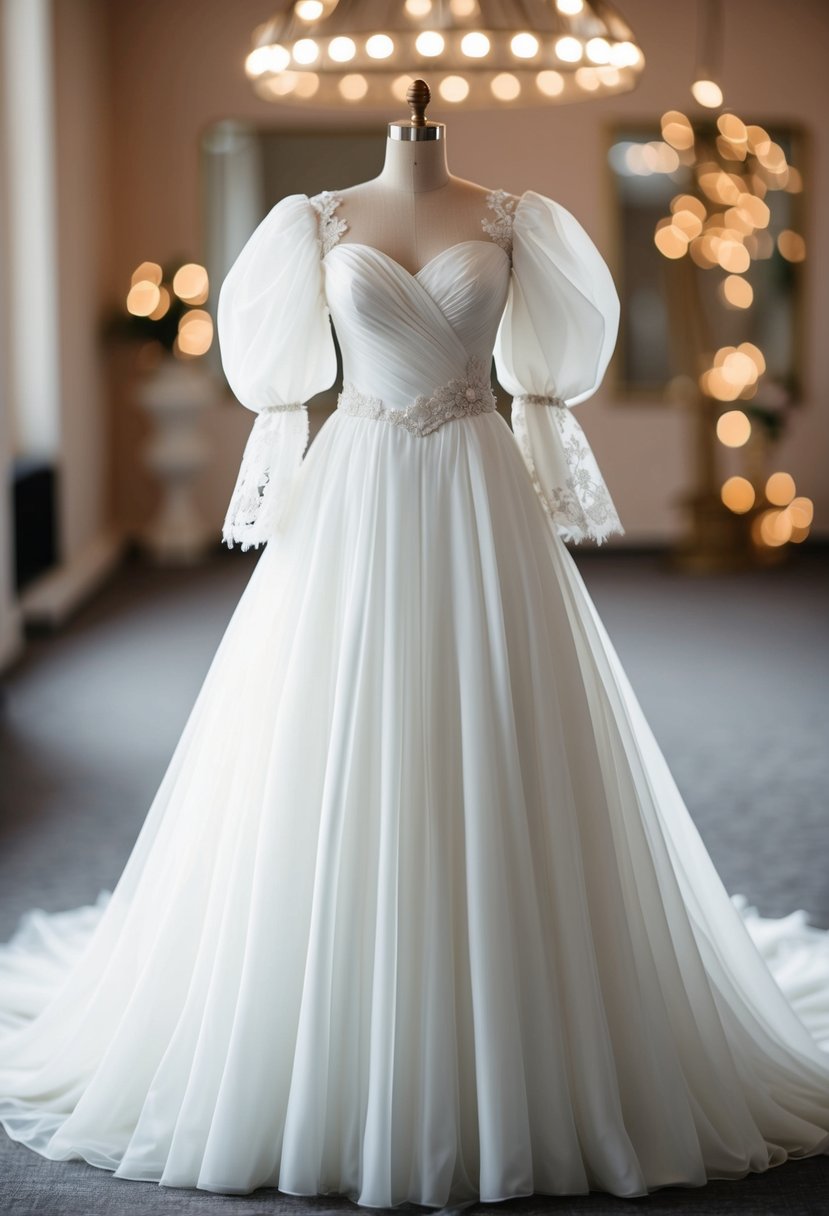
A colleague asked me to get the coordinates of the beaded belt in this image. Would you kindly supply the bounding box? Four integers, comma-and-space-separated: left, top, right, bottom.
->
337, 355, 497, 437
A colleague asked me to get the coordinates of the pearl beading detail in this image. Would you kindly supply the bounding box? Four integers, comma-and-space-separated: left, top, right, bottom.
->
337, 356, 497, 437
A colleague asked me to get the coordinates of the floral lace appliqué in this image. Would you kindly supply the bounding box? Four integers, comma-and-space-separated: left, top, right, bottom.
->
338, 356, 497, 437
511, 393, 624, 546
222, 403, 308, 551
481, 189, 517, 256
309, 189, 348, 257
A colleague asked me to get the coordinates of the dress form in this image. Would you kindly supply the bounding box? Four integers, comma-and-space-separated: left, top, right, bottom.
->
335, 80, 515, 276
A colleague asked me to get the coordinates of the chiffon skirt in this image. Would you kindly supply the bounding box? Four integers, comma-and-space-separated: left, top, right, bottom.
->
1, 408, 828, 1206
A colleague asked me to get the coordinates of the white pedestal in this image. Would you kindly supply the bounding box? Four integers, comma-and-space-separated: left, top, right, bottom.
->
136, 355, 220, 565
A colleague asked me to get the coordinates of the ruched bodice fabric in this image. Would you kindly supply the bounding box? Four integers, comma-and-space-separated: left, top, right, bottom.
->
323, 241, 511, 408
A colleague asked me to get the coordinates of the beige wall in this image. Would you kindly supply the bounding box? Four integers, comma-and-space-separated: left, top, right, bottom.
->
53, 0, 113, 563
104, 0, 829, 543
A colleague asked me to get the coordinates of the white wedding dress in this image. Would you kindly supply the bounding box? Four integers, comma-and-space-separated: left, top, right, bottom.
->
1, 186, 827, 1208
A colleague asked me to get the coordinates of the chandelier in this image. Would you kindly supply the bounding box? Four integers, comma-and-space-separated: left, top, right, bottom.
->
246, 0, 644, 110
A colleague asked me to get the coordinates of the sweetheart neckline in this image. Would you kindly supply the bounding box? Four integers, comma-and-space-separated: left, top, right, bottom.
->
322, 237, 511, 281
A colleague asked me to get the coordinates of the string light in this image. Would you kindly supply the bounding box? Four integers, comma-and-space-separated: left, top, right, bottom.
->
646, 95, 808, 553
721, 476, 755, 514
127, 281, 160, 318
765, 472, 796, 507
124, 260, 213, 357
715, 410, 751, 446
691, 79, 722, 108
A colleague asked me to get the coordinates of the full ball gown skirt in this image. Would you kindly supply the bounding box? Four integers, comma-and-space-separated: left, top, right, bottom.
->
0, 187, 827, 1207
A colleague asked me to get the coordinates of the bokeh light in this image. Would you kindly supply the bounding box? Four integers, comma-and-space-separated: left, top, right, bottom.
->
765, 472, 796, 507
721, 476, 755, 514
177, 310, 214, 356
716, 410, 751, 447
172, 263, 209, 305
720, 275, 753, 309
127, 280, 161, 317
691, 79, 723, 108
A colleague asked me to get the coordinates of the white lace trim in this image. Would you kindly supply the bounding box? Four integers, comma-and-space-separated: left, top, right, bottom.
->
309, 189, 348, 257
512, 393, 624, 546
481, 189, 517, 256
222, 403, 307, 551
311, 186, 514, 260
338, 356, 497, 437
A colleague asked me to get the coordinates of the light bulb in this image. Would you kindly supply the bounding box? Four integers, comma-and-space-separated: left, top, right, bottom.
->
339, 73, 368, 100
246, 44, 290, 76
292, 38, 319, 65
536, 70, 564, 97
555, 36, 583, 63
511, 33, 539, 59
461, 32, 489, 58
585, 37, 611, 64
328, 36, 355, 62
491, 73, 520, 101
416, 31, 444, 56
691, 78, 723, 108
295, 0, 324, 19
365, 34, 394, 59
439, 75, 470, 102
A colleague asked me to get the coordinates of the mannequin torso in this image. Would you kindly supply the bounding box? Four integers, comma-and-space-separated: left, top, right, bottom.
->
333, 129, 519, 276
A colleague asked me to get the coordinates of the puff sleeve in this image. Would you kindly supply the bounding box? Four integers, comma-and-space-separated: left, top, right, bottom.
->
493, 190, 623, 545
217, 192, 337, 549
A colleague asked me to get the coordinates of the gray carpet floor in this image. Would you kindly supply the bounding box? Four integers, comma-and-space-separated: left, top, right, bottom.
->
1, 547, 827, 1215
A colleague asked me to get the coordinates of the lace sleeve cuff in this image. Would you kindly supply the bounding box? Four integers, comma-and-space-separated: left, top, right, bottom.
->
222, 403, 308, 551
511, 394, 624, 546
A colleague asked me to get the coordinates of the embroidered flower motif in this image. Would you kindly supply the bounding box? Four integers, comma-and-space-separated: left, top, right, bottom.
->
310, 189, 348, 256
222, 402, 308, 551
338, 356, 497, 437
481, 189, 517, 256
511, 392, 623, 546
313, 185, 515, 261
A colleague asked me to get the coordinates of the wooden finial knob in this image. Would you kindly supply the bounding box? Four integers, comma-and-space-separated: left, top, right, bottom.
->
407, 79, 430, 126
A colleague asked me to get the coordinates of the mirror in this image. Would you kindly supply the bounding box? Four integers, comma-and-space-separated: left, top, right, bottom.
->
605, 120, 806, 405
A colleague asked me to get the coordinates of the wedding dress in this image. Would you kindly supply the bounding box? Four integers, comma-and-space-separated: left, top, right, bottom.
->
1, 186, 827, 1208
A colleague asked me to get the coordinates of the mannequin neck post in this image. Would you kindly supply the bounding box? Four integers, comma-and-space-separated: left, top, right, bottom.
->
376, 125, 450, 193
